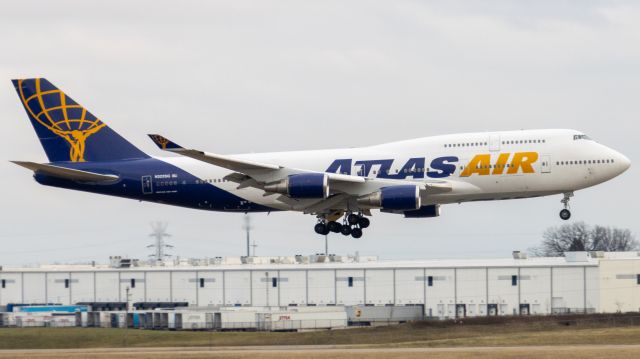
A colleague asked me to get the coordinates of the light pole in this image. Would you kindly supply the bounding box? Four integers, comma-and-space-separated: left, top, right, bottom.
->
243, 215, 252, 257
325, 234, 328, 255
124, 286, 130, 347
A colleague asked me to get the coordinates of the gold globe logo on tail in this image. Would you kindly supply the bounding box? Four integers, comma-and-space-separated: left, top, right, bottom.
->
149, 134, 170, 149
18, 78, 106, 162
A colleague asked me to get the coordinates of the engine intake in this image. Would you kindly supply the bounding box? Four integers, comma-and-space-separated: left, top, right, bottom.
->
357, 185, 421, 210
264, 173, 329, 199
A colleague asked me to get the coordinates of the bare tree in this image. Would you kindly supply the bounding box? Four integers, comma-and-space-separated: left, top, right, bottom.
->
530, 222, 637, 257
592, 225, 636, 252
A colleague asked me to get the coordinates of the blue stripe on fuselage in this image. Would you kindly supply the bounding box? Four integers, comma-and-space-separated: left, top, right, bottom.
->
32, 158, 277, 212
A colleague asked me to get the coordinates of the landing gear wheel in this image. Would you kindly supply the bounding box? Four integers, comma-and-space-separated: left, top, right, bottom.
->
358, 217, 370, 228
559, 192, 573, 221
314, 223, 329, 235
340, 225, 352, 236
347, 213, 359, 225
351, 227, 363, 239
327, 221, 342, 233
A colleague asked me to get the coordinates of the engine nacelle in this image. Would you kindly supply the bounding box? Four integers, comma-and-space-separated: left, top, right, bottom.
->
357, 185, 421, 210
403, 204, 440, 218
263, 173, 329, 199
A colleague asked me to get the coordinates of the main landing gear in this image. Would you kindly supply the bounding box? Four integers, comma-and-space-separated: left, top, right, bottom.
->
559, 192, 573, 220
314, 212, 370, 239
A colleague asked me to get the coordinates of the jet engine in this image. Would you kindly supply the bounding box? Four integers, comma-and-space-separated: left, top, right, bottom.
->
403, 204, 441, 218
357, 185, 421, 210
264, 173, 329, 199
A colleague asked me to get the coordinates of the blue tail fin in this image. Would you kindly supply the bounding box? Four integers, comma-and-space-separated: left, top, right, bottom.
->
12, 78, 148, 162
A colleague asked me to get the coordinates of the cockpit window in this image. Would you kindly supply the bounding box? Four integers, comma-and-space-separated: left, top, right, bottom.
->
573, 134, 592, 141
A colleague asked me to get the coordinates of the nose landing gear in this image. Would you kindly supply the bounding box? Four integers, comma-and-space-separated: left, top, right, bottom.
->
559, 192, 573, 220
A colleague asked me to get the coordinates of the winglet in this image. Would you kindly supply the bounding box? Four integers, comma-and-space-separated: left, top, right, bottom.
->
148, 134, 183, 150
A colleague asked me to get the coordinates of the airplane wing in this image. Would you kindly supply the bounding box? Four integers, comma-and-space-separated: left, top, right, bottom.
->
148, 134, 453, 212
148, 134, 281, 171
148, 134, 365, 184
11, 161, 119, 182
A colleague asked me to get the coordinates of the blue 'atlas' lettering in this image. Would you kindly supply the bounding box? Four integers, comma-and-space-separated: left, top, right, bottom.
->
327, 156, 459, 179
428, 156, 458, 178
354, 159, 393, 177
379, 157, 425, 179
326, 159, 352, 175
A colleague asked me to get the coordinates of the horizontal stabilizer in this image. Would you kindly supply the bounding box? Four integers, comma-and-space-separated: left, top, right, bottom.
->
11, 161, 119, 182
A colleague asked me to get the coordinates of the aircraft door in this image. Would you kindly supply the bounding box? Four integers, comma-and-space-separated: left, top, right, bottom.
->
489, 135, 501, 152
141, 175, 153, 194
541, 155, 551, 173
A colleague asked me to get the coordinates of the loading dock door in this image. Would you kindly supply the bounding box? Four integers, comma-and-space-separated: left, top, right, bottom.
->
519, 304, 531, 315
487, 304, 498, 316
456, 304, 466, 318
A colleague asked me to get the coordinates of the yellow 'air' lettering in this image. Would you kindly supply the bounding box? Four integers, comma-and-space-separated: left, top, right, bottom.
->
507, 152, 538, 174
460, 154, 491, 177
492, 153, 511, 175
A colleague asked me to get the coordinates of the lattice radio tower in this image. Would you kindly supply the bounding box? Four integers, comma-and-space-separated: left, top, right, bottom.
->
148, 221, 173, 263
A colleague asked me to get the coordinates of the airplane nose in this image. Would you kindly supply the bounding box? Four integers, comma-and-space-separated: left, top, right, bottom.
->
614, 150, 631, 173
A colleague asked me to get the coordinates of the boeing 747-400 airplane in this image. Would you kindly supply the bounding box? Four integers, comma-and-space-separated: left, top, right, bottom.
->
11, 78, 630, 238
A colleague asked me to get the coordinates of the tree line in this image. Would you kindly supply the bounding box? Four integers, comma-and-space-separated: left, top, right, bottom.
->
530, 222, 637, 257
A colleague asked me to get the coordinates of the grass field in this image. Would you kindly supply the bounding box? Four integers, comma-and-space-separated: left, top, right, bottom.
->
2, 345, 640, 359
1, 315, 640, 350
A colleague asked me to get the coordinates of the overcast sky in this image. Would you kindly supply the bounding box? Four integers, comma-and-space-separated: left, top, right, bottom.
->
0, 0, 638, 266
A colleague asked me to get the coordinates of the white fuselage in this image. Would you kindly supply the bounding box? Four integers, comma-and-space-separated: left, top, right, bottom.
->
160, 129, 630, 211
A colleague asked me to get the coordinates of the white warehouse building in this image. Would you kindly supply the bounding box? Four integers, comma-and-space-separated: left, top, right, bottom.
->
1, 252, 639, 318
